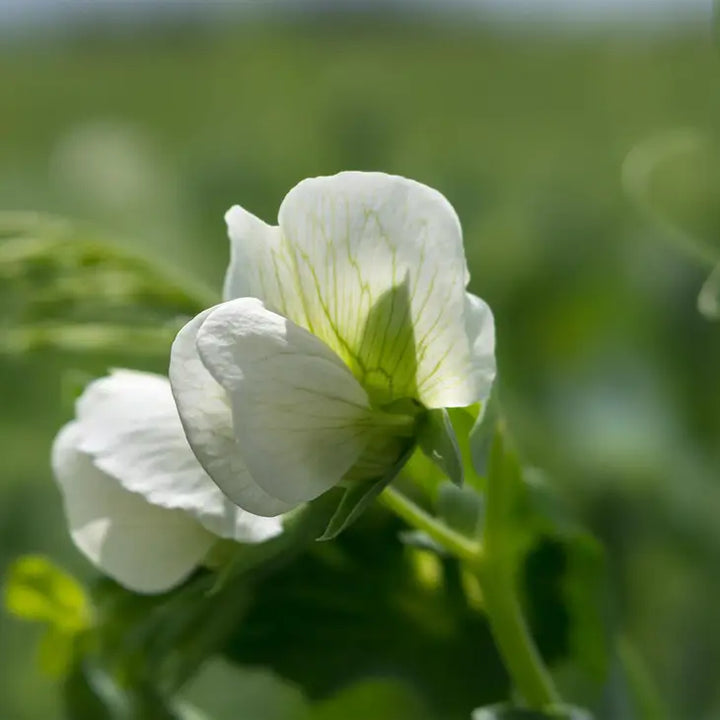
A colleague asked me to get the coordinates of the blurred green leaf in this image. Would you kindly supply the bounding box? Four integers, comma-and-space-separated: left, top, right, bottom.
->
472, 703, 592, 720
4, 555, 90, 631
311, 679, 430, 720
0, 212, 216, 357
222, 511, 508, 719
482, 429, 611, 686
419, 408, 464, 487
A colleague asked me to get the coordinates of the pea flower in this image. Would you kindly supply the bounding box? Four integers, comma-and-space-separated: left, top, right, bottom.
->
52, 369, 282, 594
170, 172, 495, 517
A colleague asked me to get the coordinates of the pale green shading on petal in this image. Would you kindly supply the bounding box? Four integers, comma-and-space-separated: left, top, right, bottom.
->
224, 172, 488, 408
52, 423, 214, 594
195, 297, 375, 505
170, 309, 295, 517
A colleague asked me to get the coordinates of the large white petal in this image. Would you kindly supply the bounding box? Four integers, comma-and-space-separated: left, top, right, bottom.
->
224, 171, 485, 408
52, 422, 213, 594
195, 297, 373, 505
169, 309, 295, 517
464, 292, 497, 405
75, 369, 282, 542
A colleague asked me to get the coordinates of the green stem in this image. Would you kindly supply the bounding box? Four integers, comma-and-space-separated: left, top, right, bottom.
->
478, 560, 561, 709
380, 485, 560, 710
380, 486, 481, 565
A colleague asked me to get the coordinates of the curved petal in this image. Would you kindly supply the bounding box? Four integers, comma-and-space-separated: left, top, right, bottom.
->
170, 309, 295, 517
464, 292, 497, 405
52, 422, 213, 594
223, 206, 281, 302
195, 297, 373, 505
75, 369, 282, 542
225, 171, 487, 407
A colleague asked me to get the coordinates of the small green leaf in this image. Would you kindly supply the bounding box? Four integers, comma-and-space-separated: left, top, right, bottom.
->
4, 555, 91, 632
419, 408, 464, 487
318, 443, 416, 541
472, 704, 592, 720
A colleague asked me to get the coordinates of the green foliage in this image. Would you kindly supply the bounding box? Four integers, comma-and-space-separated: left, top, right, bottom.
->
473, 704, 592, 720
1, 16, 718, 720
4, 555, 90, 630
311, 679, 431, 720
222, 511, 507, 719
481, 428, 611, 691
0, 212, 215, 356
4, 556, 91, 677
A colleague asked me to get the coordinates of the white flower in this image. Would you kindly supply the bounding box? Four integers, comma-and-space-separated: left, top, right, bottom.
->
52, 369, 282, 594
170, 171, 496, 517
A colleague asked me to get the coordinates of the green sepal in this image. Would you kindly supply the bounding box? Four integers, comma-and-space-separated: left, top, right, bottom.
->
473, 704, 592, 720
317, 442, 416, 541
418, 408, 464, 487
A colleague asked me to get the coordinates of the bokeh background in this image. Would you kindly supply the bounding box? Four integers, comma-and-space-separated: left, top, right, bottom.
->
2, 1, 720, 718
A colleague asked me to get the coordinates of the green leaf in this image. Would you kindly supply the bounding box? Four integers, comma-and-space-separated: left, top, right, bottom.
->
318, 443, 415, 541
479, 428, 612, 686
311, 679, 431, 720
419, 408, 464, 487
472, 704, 592, 720
4, 555, 91, 633
223, 511, 508, 719
0, 211, 217, 357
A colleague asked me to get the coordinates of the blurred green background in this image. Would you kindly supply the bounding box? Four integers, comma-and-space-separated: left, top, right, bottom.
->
2, 3, 720, 718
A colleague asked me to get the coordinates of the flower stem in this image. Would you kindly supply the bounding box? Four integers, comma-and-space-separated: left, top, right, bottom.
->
380, 485, 560, 711
380, 486, 481, 565
477, 559, 561, 708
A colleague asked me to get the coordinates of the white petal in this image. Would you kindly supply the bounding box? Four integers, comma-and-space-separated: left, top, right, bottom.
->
52, 422, 213, 594
195, 297, 373, 505
75, 369, 282, 542
464, 293, 497, 405
224, 171, 486, 408
170, 310, 295, 517
223, 206, 281, 302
